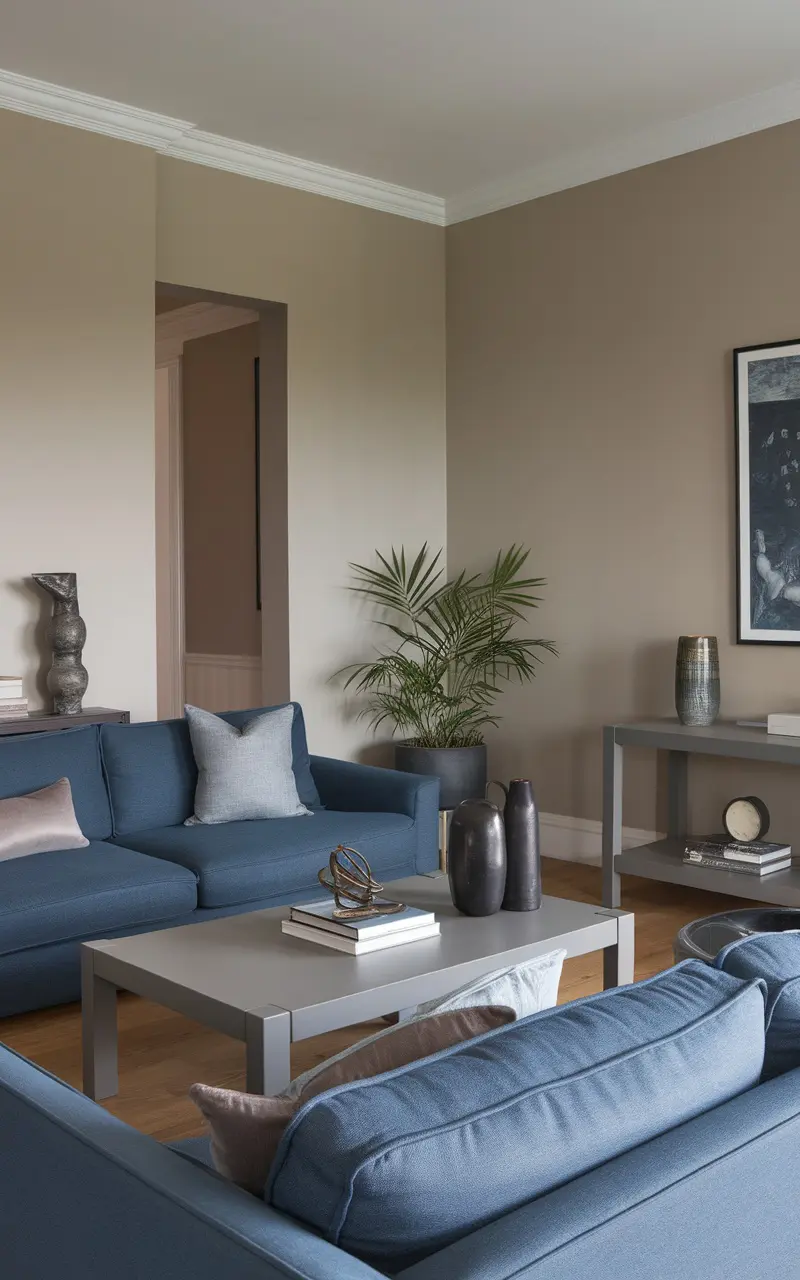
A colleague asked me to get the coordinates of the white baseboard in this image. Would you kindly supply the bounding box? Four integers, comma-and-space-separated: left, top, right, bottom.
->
539, 813, 662, 866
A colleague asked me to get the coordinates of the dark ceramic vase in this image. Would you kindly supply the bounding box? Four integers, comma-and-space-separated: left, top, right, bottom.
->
394, 743, 487, 810
489, 779, 542, 912
447, 798, 506, 916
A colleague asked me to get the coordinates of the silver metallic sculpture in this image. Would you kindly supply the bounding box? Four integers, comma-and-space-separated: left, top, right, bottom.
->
32, 572, 88, 715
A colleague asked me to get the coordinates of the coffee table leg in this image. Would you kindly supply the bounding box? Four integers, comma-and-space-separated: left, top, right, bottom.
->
245, 1006, 292, 1095
603, 912, 635, 990
81, 948, 119, 1100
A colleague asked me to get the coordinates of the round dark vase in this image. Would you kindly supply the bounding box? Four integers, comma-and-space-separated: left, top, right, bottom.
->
448, 798, 506, 916
394, 743, 487, 810
489, 779, 542, 912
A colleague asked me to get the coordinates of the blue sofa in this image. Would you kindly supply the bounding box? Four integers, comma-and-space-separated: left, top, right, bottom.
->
0, 703, 439, 1017
2, 955, 800, 1278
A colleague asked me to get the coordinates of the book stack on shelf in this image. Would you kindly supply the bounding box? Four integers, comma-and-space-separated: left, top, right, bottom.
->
0, 677, 27, 720
282, 898, 440, 954
684, 837, 792, 877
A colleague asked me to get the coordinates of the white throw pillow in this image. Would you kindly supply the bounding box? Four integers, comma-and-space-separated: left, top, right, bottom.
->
282, 948, 565, 1101
415, 949, 566, 1021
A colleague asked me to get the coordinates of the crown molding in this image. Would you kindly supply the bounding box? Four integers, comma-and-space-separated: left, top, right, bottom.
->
163, 130, 445, 224
0, 67, 192, 149
446, 77, 800, 224
0, 67, 445, 226
5, 64, 800, 229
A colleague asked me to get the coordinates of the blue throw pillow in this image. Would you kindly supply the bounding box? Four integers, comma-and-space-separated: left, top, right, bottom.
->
716, 932, 800, 1080
267, 961, 765, 1269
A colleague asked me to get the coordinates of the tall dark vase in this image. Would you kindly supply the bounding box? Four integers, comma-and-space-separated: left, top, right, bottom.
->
489, 779, 542, 912
448, 798, 506, 917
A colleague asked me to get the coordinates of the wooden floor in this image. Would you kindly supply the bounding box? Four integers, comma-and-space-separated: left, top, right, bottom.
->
0, 859, 756, 1143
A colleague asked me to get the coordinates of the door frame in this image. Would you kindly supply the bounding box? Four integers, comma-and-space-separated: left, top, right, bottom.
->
155, 357, 185, 718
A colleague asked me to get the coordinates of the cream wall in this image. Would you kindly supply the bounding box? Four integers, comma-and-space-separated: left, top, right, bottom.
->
0, 107, 446, 751
156, 158, 447, 756
0, 111, 157, 719
446, 120, 800, 839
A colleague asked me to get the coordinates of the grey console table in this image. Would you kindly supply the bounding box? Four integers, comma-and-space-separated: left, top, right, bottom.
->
603, 719, 800, 911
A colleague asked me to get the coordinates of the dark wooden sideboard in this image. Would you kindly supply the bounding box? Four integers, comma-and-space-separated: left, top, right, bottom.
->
0, 708, 130, 737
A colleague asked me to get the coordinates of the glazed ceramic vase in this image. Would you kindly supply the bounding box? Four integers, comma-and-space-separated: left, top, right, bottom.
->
489, 779, 542, 911
447, 798, 506, 916
675, 635, 720, 727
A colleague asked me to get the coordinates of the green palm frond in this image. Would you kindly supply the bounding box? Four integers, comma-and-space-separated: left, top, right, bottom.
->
336, 544, 556, 747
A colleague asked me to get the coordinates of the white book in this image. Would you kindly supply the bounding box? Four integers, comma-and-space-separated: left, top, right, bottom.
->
281, 918, 440, 955
0, 686, 24, 701
290, 897, 435, 940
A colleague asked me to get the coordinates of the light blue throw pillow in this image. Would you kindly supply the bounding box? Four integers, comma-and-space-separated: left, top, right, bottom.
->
716, 931, 800, 1080
185, 704, 310, 824
267, 961, 765, 1269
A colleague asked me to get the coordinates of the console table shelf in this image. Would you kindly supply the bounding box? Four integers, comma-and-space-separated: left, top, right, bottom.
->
603, 719, 800, 910
615, 837, 800, 907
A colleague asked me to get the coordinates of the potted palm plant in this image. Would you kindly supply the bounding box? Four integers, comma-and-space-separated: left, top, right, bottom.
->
341, 544, 556, 808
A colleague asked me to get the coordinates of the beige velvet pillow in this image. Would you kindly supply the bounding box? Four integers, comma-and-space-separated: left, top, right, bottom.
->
0, 777, 88, 861
190, 1004, 515, 1194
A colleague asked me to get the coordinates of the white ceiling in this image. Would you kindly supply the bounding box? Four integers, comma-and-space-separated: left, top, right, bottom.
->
4, 0, 800, 222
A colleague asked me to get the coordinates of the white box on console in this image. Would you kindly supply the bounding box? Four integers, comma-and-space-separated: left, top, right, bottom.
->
767, 713, 800, 737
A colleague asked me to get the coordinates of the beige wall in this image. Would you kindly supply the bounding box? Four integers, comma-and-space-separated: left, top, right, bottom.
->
157, 158, 447, 755
182, 322, 261, 657
447, 120, 800, 838
0, 112, 157, 719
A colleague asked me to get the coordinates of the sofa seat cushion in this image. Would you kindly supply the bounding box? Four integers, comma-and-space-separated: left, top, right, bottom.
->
0, 726, 111, 840
0, 841, 198, 955
267, 961, 766, 1270
715, 931, 800, 1079
109, 811, 417, 909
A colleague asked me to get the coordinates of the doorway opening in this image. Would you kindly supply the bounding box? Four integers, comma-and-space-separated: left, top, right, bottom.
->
155, 283, 288, 718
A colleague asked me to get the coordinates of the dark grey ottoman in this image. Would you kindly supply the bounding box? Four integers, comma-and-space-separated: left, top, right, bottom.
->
674, 908, 800, 965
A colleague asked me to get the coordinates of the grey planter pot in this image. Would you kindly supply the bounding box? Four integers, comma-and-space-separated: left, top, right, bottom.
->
394, 743, 487, 811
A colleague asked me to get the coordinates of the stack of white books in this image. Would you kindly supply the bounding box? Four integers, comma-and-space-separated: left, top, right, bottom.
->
282, 898, 440, 954
684, 837, 792, 877
0, 677, 27, 720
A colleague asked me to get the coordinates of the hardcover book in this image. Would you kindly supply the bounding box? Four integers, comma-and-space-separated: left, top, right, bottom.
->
289, 898, 436, 941
682, 852, 791, 876
281, 918, 441, 955
684, 837, 791, 864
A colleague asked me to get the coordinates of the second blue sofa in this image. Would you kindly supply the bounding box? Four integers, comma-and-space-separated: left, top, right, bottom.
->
0, 703, 440, 1017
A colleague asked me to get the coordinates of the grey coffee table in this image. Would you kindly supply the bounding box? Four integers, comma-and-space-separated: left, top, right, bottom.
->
81, 875, 634, 1100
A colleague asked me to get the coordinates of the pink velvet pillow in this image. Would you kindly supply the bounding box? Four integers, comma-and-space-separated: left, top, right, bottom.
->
190, 1004, 515, 1194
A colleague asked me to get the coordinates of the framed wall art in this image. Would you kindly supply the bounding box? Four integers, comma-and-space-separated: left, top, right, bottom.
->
735, 338, 800, 644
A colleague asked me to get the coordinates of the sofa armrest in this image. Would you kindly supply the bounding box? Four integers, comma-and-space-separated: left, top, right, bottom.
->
0, 1043, 385, 1280
310, 757, 440, 873
310, 756, 439, 819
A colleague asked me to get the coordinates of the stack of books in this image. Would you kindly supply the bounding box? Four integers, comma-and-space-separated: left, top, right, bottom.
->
684, 837, 792, 877
0, 677, 27, 720
282, 898, 440, 954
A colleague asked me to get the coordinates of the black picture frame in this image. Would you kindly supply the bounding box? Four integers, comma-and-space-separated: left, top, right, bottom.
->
735, 338, 800, 645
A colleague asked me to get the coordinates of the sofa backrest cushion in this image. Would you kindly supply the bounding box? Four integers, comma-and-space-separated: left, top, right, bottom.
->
0, 726, 111, 841
716, 931, 800, 1079
101, 704, 320, 836
267, 961, 766, 1270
